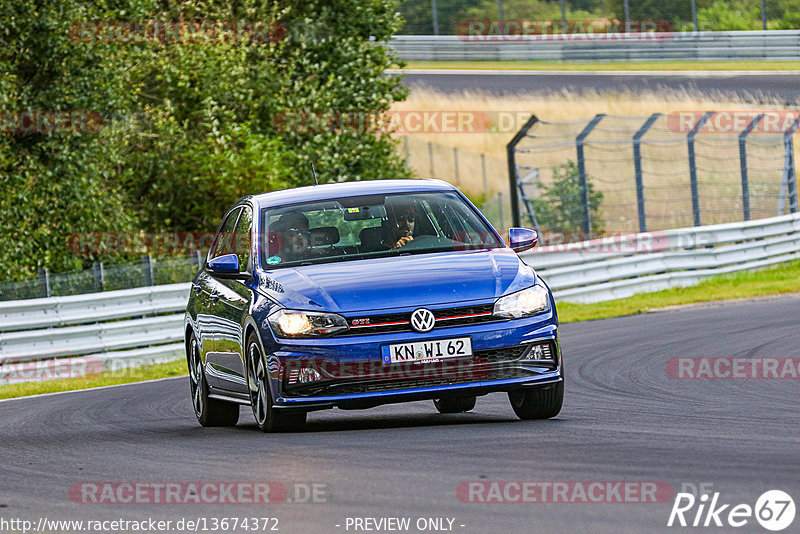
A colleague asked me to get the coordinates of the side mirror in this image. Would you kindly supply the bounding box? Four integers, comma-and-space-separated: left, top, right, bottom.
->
508, 227, 538, 253
207, 254, 248, 279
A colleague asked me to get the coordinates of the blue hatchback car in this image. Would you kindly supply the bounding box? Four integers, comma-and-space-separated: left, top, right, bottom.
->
185, 179, 563, 431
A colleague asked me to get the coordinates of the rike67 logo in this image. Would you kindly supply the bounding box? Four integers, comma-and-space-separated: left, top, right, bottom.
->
668, 489, 795, 531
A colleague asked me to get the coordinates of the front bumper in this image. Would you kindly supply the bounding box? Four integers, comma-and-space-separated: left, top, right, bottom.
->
265, 313, 562, 411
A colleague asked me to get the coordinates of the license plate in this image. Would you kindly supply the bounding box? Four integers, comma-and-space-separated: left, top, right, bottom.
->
381, 337, 473, 364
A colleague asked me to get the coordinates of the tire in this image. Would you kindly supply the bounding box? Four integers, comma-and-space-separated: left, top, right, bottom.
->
187, 333, 239, 427
433, 396, 477, 414
508, 381, 563, 420
246, 334, 306, 432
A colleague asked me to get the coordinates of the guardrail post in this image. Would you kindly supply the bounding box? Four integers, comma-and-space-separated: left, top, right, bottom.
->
428, 141, 434, 176
92, 262, 105, 292
739, 114, 764, 221
576, 114, 606, 236
195, 249, 204, 268
498, 191, 505, 232
782, 117, 800, 214
506, 114, 540, 227
633, 113, 661, 232
37, 268, 51, 298
142, 255, 154, 286
687, 112, 714, 226
453, 147, 460, 186
481, 153, 488, 195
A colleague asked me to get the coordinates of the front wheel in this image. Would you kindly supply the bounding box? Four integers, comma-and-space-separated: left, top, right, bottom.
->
187, 333, 239, 427
433, 396, 476, 414
246, 335, 306, 432
508, 382, 563, 420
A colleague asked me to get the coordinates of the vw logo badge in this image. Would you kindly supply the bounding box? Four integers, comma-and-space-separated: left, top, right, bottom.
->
410, 308, 436, 333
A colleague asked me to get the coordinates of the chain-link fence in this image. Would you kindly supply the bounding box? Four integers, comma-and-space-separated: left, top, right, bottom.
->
0, 254, 204, 301
508, 113, 800, 235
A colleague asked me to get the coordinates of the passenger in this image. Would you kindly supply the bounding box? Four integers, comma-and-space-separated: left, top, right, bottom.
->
273, 212, 311, 260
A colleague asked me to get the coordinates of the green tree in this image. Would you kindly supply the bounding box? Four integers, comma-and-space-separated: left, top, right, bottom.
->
1, 0, 413, 280
606, 0, 713, 28
464, 0, 606, 21
697, 0, 761, 30
0, 0, 148, 279
531, 160, 604, 236
770, 0, 800, 29
268, 1, 411, 185
398, 0, 482, 34
119, 0, 411, 233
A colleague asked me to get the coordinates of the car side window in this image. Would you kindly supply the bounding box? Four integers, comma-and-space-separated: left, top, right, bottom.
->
210, 207, 242, 260
235, 206, 252, 271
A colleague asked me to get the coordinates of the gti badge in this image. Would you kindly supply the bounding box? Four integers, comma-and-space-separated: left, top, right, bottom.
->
410, 308, 436, 333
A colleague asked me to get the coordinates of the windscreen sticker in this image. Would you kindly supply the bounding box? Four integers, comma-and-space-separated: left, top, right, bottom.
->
266, 256, 282, 265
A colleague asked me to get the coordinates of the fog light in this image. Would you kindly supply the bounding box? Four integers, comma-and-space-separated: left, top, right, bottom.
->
524, 343, 553, 360
298, 367, 322, 383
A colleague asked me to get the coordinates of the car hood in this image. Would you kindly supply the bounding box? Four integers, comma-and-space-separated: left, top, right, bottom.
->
258, 249, 537, 313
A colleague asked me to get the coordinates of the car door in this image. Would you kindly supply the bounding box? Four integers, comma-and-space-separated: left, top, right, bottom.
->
201, 206, 242, 389
210, 205, 254, 393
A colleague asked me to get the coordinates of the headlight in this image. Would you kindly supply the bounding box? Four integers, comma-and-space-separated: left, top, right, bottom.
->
493, 285, 550, 318
268, 309, 349, 337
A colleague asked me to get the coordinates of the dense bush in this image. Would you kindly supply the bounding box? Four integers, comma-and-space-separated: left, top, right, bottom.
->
531, 161, 604, 236
398, 0, 800, 33
0, 0, 409, 279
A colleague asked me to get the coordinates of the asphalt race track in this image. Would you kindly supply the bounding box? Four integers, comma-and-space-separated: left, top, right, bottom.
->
401, 71, 800, 103
1, 296, 799, 534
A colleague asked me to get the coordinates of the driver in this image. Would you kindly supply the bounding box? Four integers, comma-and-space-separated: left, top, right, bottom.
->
383, 201, 416, 250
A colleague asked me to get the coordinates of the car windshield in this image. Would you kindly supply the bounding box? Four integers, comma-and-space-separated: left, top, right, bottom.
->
259, 191, 503, 269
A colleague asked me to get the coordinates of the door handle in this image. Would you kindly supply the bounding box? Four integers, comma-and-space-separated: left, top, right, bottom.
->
209, 293, 220, 303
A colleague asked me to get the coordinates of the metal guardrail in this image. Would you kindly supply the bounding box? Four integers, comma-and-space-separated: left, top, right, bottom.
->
0, 283, 190, 332
390, 31, 800, 61
1, 213, 798, 384
0, 283, 190, 385
521, 212, 800, 303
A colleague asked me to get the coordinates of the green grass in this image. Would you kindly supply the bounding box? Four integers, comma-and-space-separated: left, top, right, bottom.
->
0, 359, 187, 400
2, 259, 799, 400
557, 259, 800, 323
401, 60, 800, 71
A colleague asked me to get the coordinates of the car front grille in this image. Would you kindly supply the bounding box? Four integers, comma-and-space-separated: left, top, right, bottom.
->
300, 367, 535, 397
342, 303, 498, 336
283, 344, 548, 397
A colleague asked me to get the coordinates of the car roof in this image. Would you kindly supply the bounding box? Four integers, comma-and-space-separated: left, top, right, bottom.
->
251, 179, 457, 209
